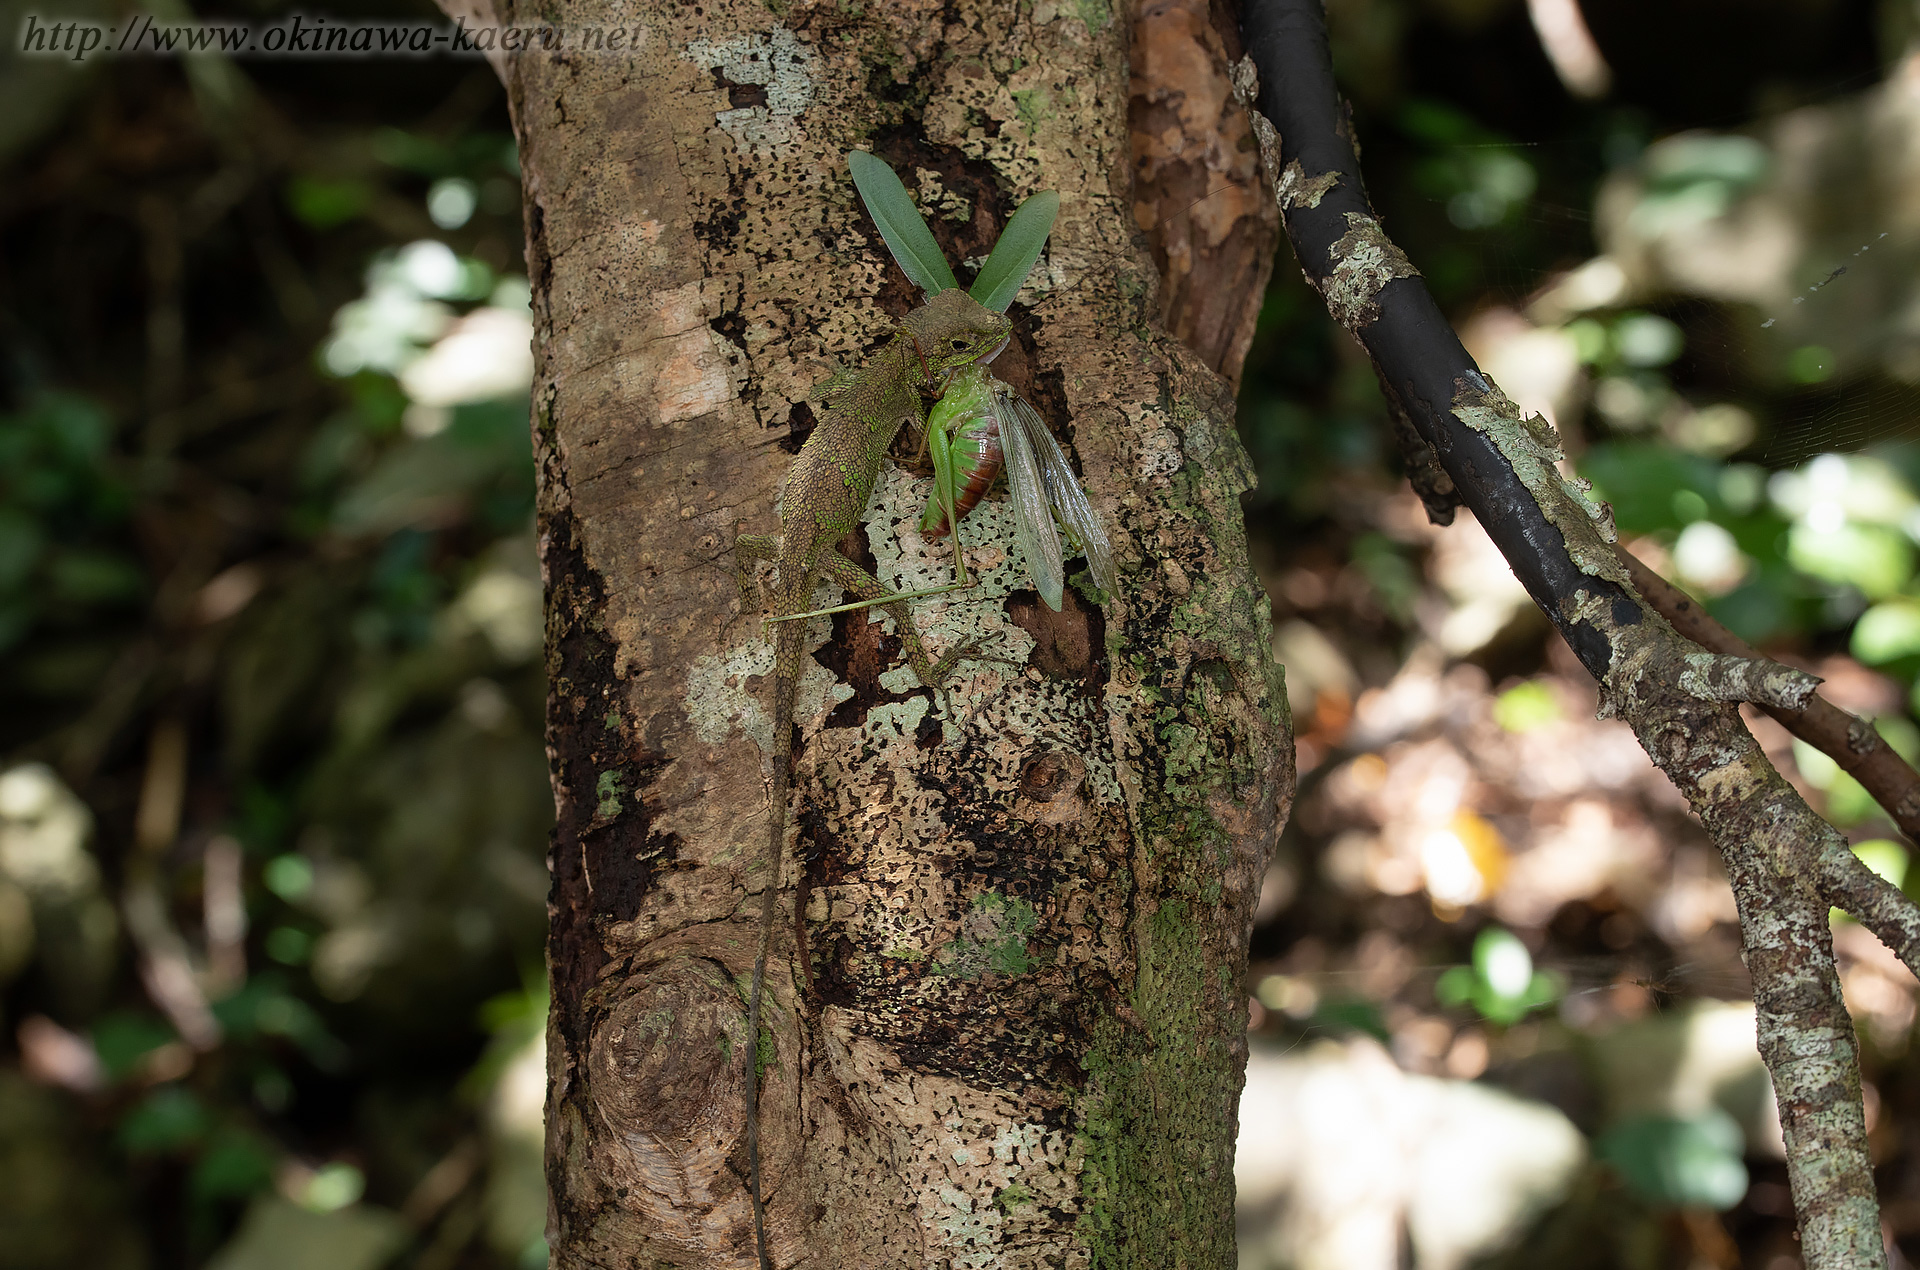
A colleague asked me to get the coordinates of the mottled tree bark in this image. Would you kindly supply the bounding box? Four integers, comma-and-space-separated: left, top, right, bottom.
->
437, 0, 1291, 1265
1129, 0, 1278, 388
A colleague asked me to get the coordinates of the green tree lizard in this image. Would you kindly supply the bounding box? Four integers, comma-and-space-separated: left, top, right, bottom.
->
732, 286, 1013, 1268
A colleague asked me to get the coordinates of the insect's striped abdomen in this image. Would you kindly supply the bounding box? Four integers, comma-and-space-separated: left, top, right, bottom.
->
923, 412, 1003, 538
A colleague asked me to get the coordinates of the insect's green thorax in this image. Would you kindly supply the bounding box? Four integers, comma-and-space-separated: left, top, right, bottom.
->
928, 363, 997, 430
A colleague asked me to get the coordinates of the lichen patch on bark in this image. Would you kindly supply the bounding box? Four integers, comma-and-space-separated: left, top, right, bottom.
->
819, 1024, 1090, 1268
868, 466, 1042, 673
1321, 211, 1421, 331
1274, 160, 1340, 211
682, 26, 818, 157
1452, 380, 1626, 587
683, 639, 776, 750
1677, 651, 1822, 711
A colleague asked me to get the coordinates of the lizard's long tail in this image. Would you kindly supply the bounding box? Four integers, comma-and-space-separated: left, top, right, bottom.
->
746, 618, 799, 1270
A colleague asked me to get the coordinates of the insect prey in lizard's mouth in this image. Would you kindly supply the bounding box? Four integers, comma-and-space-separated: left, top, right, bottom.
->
937, 334, 1011, 392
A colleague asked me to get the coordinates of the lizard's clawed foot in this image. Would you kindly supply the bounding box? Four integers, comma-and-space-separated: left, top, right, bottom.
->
723, 593, 766, 644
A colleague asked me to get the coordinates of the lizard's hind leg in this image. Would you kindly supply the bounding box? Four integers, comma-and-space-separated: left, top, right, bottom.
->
814, 549, 993, 689
734, 533, 779, 614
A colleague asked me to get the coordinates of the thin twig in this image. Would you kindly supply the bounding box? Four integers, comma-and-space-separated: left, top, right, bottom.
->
1617, 547, 1920, 976
1618, 546, 1920, 842
123, 717, 222, 1051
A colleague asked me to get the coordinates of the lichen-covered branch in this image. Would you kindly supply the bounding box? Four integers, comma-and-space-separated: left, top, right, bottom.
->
1673, 653, 1821, 712
1241, 0, 1896, 1261
1618, 547, 1920, 977
1621, 546, 1920, 856
1722, 838, 1885, 1269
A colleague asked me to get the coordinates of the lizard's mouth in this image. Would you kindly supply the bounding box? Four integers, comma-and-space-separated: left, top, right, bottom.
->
983, 334, 1011, 364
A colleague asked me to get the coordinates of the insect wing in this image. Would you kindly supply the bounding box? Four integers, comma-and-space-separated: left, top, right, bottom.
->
994, 385, 1067, 611
1006, 393, 1115, 601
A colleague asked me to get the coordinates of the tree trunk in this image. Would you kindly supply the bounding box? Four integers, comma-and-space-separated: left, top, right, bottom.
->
448, 0, 1291, 1264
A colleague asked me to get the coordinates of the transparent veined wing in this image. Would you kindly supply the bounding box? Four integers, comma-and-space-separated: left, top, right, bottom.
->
1005, 392, 1115, 601
992, 384, 1067, 611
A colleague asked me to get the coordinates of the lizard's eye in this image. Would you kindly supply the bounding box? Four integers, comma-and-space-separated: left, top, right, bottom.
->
949, 337, 969, 350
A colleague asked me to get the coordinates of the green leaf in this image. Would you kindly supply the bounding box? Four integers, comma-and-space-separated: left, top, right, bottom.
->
1578, 442, 1728, 534
1306, 995, 1389, 1041
191, 1129, 278, 1201
1435, 964, 1475, 1008
846, 151, 958, 297
1852, 838, 1909, 889
1472, 927, 1533, 999
1853, 600, 1920, 664
91, 1012, 177, 1081
285, 176, 372, 230
120, 1087, 211, 1154
1437, 928, 1564, 1025
204, 1195, 408, 1270
1791, 737, 1840, 791
969, 190, 1059, 313
1789, 522, 1912, 600
1825, 772, 1879, 828
1596, 1111, 1749, 1211
1805, 718, 1920, 829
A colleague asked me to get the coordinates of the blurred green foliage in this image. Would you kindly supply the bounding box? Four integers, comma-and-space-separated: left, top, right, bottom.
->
0, 16, 548, 1267
0, 394, 142, 663
1596, 1110, 1750, 1211
1436, 927, 1564, 1026
1303, 994, 1392, 1042
1492, 679, 1561, 731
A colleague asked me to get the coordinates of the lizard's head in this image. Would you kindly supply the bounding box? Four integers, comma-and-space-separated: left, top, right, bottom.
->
901, 289, 1012, 386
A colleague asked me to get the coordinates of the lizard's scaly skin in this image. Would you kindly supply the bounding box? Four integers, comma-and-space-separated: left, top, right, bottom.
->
733, 288, 1011, 1269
